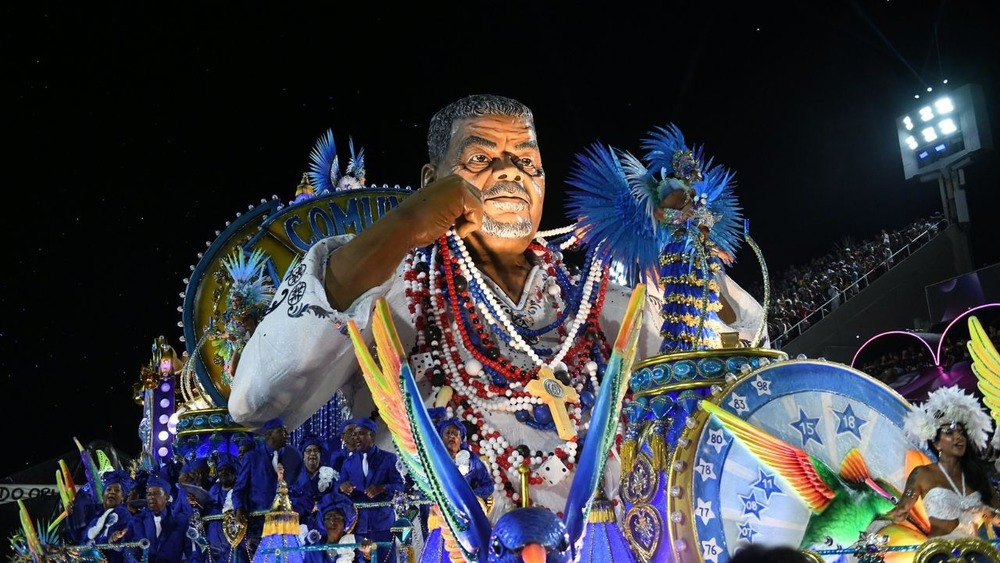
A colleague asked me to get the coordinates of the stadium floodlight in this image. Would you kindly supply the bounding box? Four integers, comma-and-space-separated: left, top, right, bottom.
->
896, 83, 993, 180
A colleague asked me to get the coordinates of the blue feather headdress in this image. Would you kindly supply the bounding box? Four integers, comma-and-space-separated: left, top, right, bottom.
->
308, 129, 367, 194
566, 124, 744, 351
212, 248, 276, 383
566, 124, 743, 283
221, 247, 274, 308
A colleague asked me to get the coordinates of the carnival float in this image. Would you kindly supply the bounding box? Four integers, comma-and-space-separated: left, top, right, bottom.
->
10, 123, 1000, 563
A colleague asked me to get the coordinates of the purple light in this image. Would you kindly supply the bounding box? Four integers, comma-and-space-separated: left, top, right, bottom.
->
851, 330, 937, 367
935, 303, 1000, 361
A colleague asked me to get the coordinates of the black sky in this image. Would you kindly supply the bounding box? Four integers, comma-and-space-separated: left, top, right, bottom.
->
3, 2, 999, 479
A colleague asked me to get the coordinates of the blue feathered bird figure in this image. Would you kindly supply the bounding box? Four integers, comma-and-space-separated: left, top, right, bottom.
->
566, 124, 743, 352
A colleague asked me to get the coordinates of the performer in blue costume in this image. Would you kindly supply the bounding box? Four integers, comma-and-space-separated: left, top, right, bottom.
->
204, 452, 251, 562
421, 417, 495, 562
232, 416, 307, 553
565, 123, 759, 352
78, 469, 134, 563
337, 417, 404, 563
301, 433, 338, 502
303, 494, 366, 562
329, 419, 358, 476
121, 473, 194, 563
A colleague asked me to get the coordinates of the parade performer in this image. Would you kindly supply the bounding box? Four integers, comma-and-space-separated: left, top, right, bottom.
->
212, 247, 275, 384
204, 452, 251, 562
303, 496, 367, 562
229, 94, 767, 517
336, 417, 404, 563
421, 415, 495, 562
120, 473, 196, 563
886, 386, 1000, 536
565, 123, 762, 351
78, 469, 134, 563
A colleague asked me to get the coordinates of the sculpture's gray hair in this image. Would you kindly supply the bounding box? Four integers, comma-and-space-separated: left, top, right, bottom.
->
427, 94, 534, 165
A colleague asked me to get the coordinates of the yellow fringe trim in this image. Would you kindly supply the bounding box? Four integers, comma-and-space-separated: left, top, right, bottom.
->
648, 432, 669, 472
660, 331, 722, 349
658, 273, 722, 289
663, 296, 724, 311
660, 313, 725, 327
658, 252, 724, 271
587, 500, 617, 523
261, 511, 300, 536
620, 437, 638, 472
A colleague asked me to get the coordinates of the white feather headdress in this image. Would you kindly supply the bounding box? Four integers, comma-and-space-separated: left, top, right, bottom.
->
902, 386, 993, 451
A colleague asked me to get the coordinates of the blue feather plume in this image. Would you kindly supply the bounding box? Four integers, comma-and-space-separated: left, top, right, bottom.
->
308, 129, 341, 194
345, 136, 365, 182
697, 163, 742, 258
565, 124, 744, 284
564, 143, 664, 284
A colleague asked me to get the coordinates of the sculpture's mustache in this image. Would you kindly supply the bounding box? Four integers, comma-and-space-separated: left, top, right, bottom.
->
483, 182, 529, 201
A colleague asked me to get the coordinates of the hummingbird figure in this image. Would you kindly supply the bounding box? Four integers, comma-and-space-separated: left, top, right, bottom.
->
700, 400, 930, 550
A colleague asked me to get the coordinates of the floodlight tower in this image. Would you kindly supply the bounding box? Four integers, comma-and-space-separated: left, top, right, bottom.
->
895, 83, 993, 269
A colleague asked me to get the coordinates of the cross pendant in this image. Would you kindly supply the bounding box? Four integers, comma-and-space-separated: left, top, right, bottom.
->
525, 367, 581, 440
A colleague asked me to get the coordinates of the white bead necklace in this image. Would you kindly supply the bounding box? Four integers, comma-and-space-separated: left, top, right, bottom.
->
535, 225, 578, 250
448, 230, 602, 370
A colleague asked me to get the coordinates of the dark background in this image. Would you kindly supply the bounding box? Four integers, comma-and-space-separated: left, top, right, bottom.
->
3, 2, 999, 484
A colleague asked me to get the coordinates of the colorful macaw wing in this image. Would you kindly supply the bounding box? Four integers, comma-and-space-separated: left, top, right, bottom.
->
346, 305, 427, 493
563, 284, 645, 548
347, 297, 492, 561
700, 400, 835, 512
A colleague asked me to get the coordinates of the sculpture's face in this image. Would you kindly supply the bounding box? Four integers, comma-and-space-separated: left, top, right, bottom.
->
437, 114, 545, 253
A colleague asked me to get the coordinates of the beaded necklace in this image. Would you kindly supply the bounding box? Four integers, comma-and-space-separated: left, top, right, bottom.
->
403, 231, 612, 504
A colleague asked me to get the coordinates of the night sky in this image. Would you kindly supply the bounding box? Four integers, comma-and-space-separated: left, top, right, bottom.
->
3, 2, 999, 479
